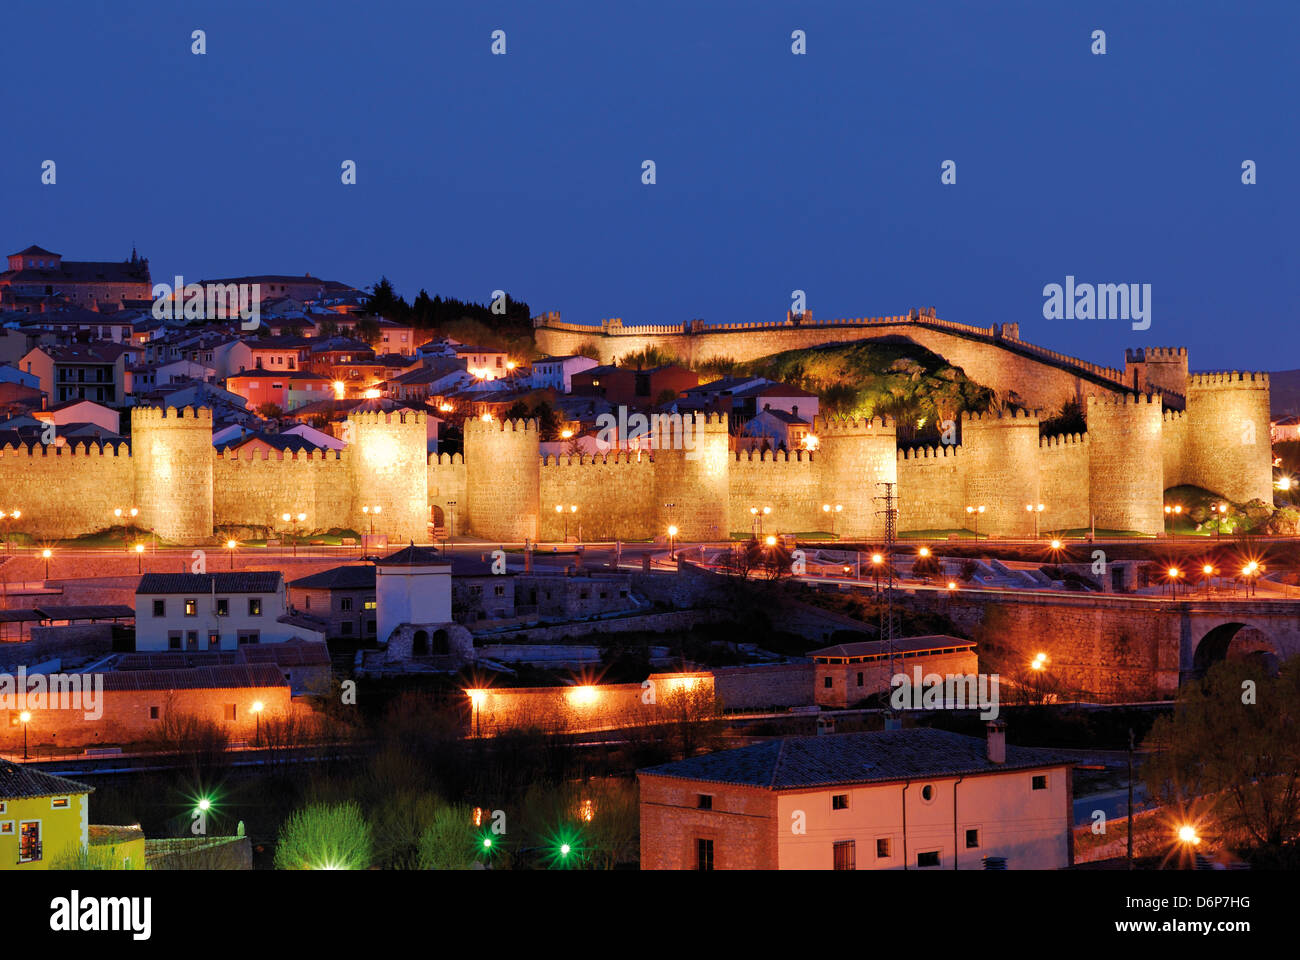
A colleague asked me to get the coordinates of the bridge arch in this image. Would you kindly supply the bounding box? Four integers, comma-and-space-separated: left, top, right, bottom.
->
1192, 622, 1280, 677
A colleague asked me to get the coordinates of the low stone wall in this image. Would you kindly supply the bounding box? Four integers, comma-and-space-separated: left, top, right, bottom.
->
711, 662, 815, 711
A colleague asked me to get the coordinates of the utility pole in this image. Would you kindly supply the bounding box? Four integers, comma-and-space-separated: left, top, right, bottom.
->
1127, 727, 1135, 870
875, 482, 899, 725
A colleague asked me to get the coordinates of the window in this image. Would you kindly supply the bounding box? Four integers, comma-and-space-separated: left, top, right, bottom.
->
184, 598, 197, 616
51, 797, 69, 809
697, 794, 712, 810
341, 622, 353, 635
168, 632, 182, 650
1032, 775, 1048, 791
149, 706, 160, 720
225, 704, 237, 721
830, 793, 850, 810
304, 596, 311, 609
152, 599, 165, 617
920, 784, 936, 803
216, 598, 229, 616
340, 597, 353, 611
824, 676, 832, 689
0, 802, 7, 815
0, 820, 11, 835
494, 585, 505, 597
364, 599, 376, 610
875, 837, 892, 859
248, 598, 262, 616
917, 850, 942, 868
208, 632, 220, 649
18, 821, 41, 862
696, 838, 714, 871
965, 828, 981, 849
833, 840, 856, 870
237, 630, 260, 645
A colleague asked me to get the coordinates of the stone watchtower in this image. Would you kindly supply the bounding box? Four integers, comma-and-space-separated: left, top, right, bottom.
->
813, 415, 898, 540
652, 412, 730, 542
1086, 393, 1164, 535
131, 406, 214, 543
1124, 347, 1189, 398
959, 410, 1042, 538
1184, 372, 1273, 505
463, 417, 540, 542
345, 409, 429, 544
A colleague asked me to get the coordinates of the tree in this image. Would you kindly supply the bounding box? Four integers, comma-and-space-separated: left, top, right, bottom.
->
315, 317, 339, 339
355, 315, 381, 346
1144, 659, 1300, 859
274, 801, 373, 870
364, 276, 408, 320
255, 403, 283, 420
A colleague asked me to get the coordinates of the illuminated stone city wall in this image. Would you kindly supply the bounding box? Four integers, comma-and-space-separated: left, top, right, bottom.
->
0, 368, 1274, 545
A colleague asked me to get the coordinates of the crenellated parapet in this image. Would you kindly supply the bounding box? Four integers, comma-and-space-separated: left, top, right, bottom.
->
1185, 370, 1272, 504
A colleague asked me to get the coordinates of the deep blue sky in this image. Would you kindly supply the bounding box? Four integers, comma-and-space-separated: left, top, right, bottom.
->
2, 1, 1295, 370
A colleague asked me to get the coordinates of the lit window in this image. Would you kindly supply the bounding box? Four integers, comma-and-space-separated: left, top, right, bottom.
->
51, 797, 70, 809
184, 599, 197, 616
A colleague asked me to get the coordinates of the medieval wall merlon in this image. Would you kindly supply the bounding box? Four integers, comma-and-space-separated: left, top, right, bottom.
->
428, 451, 464, 466
812, 414, 894, 433
898, 444, 960, 461
1187, 370, 1270, 389
733, 448, 816, 463
1039, 432, 1087, 450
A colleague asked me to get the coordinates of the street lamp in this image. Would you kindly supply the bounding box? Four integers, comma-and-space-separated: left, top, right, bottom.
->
556, 504, 578, 541
251, 700, 264, 747
667, 524, 678, 559
1026, 502, 1045, 539
361, 504, 382, 541
1201, 563, 1216, 598
965, 504, 985, 539
282, 512, 307, 557
41, 548, 51, 579
226, 539, 238, 569
871, 551, 884, 594
1164, 504, 1183, 538
1166, 566, 1181, 599
821, 503, 842, 537
19, 709, 31, 760
114, 506, 139, 551
0, 509, 20, 553
1213, 503, 1229, 538
1242, 561, 1259, 597
749, 505, 771, 539
135, 542, 145, 574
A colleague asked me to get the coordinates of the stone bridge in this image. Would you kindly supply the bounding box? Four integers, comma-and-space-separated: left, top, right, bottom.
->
899, 587, 1300, 701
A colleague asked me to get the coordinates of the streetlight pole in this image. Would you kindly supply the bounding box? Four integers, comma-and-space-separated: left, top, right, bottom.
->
227, 539, 237, 569
41, 549, 51, 579
20, 710, 30, 760
1026, 502, 1044, 540
966, 505, 984, 539
822, 503, 842, 538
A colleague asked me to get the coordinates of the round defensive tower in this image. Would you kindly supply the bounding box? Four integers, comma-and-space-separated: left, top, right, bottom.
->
1184, 372, 1272, 505
1086, 393, 1164, 535
346, 409, 430, 543
959, 409, 1041, 538
814, 415, 898, 540
652, 412, 730, 542
131, 405, 215, 543
464, 417, 540, 542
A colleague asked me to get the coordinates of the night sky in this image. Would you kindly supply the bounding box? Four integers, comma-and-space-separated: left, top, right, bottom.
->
3, 0, 1294, 370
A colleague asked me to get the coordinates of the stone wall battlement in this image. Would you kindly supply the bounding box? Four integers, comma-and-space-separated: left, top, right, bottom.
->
541, 452, 656, 467
733, 448, 816, 463
812, 414, 893, 432
962, 408, 1041, 423
1126, 346, 1188, 362
897, 444, 960, 461
427, 452, 464, 466
347, 409, 426, 427
465, 416, 538, 435
130, 404, 213, 423
1040, 432, 1087, 450
1087, 392, 1161, 407
0, 441, 129, 457
1187, 371, 1270, 388
1163, 409, 1186, 424
216, 448, 343, 462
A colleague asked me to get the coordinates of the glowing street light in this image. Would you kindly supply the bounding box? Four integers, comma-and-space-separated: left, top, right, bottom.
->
19, 709, 31, 760
135, 542, 146, 573
361, 504, 382, 539
821, 503, 843, 536
764, 534, 777, 547
1031, 652, 1049, 671
749, 505, 771, 538
1241, 560, 1260, 598
1049, 538, 1063, 551
226, 539, 238, 569
965, 504, 985, 539
41, 548, 51, 579
1177, 824, 1200, 846
0, 508, 20, 553
114, 506, 139, 551
667, 524, 679, 559
1026, 502, 1045, 539
251, 699, 264, 747
282, 511, 307, 557
1166, 566, 1182, 599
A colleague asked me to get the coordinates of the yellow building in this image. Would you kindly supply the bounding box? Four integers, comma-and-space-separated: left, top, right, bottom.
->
0, 759, 92, 870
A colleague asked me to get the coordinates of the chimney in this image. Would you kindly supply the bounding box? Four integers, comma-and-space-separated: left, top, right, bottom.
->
986, 720, 1006, 764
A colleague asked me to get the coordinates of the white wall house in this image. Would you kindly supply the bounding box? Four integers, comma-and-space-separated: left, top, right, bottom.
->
134, 572, 297, 651
375, 545, 452, 644
531, 355, 598, 393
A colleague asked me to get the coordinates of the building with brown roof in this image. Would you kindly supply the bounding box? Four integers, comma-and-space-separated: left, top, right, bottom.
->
0, 245, 152, 313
